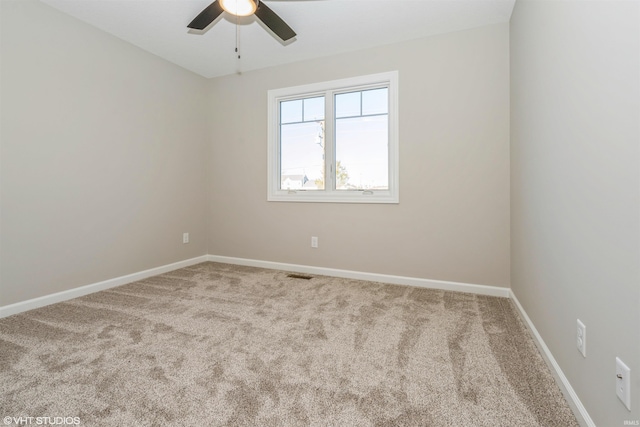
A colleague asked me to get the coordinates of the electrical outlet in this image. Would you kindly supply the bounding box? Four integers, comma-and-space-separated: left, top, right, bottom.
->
183, 232, 189, 244
616, 357, 631, 411
577, 319, 586, 358
311, 236, 318, 248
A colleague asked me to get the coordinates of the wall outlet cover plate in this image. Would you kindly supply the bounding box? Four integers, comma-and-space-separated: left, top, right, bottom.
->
616, 357, 631, 411
576, 319, 586, 358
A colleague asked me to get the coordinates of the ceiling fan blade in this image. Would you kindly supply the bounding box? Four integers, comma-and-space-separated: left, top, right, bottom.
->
254, 2, 296, 41
188, 1, 224, 30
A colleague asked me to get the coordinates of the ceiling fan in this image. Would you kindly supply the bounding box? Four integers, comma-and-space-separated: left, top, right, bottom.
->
188, 0, 296, 42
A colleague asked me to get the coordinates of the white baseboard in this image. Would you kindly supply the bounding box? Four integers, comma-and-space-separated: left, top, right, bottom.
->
0, 256, 209, 319
206, 254, 511, 298
0, 254, 507, 318
509, 290, 595, 427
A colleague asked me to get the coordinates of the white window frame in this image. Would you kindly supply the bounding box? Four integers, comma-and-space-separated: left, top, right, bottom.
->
267, 71, 399, 203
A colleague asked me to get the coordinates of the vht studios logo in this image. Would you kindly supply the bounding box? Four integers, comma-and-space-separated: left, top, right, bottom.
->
3, 417, 81, 426
624, 420, 640, 426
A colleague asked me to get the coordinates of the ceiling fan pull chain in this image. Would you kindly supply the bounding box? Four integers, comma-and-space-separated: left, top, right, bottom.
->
235, 13, 241, 59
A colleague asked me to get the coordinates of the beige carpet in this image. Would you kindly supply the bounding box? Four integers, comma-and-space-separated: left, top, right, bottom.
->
0, 262, 578, 426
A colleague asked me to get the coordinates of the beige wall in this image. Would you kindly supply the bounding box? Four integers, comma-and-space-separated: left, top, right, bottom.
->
510, 1, 640, 425
208, 24, 511, 287
0, 0, 209, 306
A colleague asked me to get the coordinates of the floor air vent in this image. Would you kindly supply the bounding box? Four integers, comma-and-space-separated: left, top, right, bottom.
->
287, 273, 313, 280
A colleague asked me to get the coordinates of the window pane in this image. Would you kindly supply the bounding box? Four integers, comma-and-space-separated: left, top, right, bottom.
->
335, 92, 360, 118
280, 99, 302, 124
280, 121, 325, 190
362, 88, 388, 115
335, 115, 388, 190
303, 97, 324, 121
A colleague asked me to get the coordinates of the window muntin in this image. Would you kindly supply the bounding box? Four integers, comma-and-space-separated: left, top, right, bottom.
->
335, 88, 388, 118
268, 71, 398, 203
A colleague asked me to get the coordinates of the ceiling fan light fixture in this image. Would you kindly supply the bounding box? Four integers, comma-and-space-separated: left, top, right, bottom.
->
219, 0, 257, 17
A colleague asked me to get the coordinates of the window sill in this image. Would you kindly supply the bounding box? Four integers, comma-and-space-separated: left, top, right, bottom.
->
267, 190, 399, 204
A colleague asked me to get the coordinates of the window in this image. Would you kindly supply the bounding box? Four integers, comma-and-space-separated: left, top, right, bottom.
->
268, 71, 399, 203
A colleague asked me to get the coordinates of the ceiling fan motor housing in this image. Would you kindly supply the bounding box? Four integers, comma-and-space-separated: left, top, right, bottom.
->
188, 0, 296, 41
219, 0, 258, 17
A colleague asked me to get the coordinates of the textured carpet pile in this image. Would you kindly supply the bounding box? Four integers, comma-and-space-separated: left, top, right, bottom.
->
0, 262, 578, 426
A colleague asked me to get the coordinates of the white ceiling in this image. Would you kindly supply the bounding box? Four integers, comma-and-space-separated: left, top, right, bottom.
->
40, 0, 515, 79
